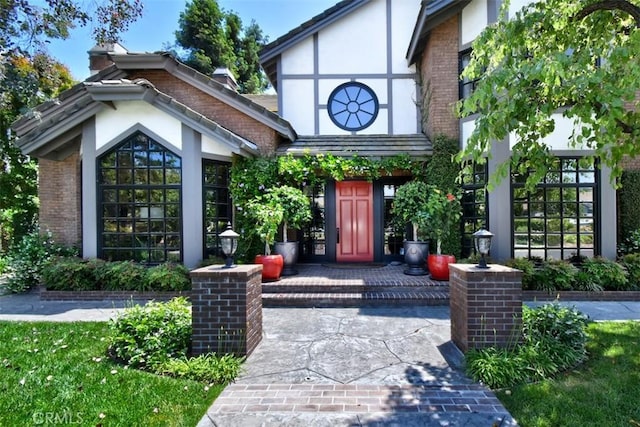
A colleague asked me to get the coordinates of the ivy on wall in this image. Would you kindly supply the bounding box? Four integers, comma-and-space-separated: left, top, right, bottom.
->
424, 135, 463, 257
618, 170, 640, 248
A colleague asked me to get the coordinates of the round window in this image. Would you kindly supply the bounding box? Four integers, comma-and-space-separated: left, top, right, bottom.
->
327, 82, 379, 131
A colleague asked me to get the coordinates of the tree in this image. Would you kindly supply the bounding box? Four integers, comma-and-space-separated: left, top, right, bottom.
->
1, 0, 143, 55
1, 0, 143, 250
175, 0, 269, 94
457, 0, 640, 190
1, 53, 74, 250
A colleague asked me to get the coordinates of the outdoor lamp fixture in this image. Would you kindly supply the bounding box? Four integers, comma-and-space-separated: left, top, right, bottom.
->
473, 229, 494, 269
219, 222, 239, 268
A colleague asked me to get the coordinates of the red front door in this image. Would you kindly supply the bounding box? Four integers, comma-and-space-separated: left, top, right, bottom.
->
336, 181, 374, 262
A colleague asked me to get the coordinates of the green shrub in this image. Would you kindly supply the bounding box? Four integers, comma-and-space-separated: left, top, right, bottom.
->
146, 262, 191, 291
618, 229, 640, 256
96, 260, 148, 291
466, 303, 589, 389
108, 297, 192, 369
42, 257, 105, 291
465, 347, 527, 389
575, 257, 628, 291
621, 253, 640, 290
4, 230, 77, 293
618, 171, 640, 250
155, 353, 243, 384
504, 258, 536, 290
522, 303, 589, 356
0, 256, 7, 275
533, 259, 578, 291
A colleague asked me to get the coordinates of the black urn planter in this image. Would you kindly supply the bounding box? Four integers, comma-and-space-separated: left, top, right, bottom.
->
403, 241, 429, 276
274, 241, 300, 276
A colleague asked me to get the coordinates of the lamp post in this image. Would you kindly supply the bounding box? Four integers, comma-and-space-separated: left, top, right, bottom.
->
473, 229, 494, 269
219, 222, 239, 268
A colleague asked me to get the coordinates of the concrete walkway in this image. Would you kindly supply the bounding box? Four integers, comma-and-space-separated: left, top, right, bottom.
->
2, 291, 640, 426
197, 306, 516, 427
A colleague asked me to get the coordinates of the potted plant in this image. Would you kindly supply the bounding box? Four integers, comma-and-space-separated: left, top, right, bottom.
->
391, 180, 431, 275
269, 186, 312, 276
246, 196, 284, 281
424, 187, 462, 280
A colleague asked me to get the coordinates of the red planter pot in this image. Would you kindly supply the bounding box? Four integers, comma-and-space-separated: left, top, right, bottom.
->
427, 254, 456, 281
255, 254, 284, 282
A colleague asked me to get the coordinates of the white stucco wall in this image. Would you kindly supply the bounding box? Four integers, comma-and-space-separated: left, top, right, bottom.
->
390, 0, 421, 74
281, 36, 315, 75
509, 114, 588, 150
281, 79, 316, 135
508, 0, 534, 17
201, 135, 234, 157
461, 0, 488, 45
317, 1, 386, 75
392, 78, 419, 134
95, 101, 182, 151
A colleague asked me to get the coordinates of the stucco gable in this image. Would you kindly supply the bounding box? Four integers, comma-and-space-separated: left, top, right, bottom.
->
259, 0, 370, 88
13, 78, 258, 160
12, 52, 296, 158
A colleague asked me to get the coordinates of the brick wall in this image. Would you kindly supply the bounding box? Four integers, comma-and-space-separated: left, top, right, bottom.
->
38, 152, 82, 249
190, 264, 263, 356
449, 264, 523, 352
418, 15, 460, 140
130, 70, 280, 155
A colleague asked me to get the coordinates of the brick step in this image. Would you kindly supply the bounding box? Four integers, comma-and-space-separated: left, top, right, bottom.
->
262, 282, 449, 294
262, 289, 449, 308
210, 383, 509, 415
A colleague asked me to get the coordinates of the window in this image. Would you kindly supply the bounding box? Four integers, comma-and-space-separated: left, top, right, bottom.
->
98, 131, 182, 263
203, 160, 231, 260
459, 49, 481, 99
302, 182, 326, 257
461, 163, 488, 258
383, 182, 406, 257
327, 82, 379, 131
512, 157, 597, 260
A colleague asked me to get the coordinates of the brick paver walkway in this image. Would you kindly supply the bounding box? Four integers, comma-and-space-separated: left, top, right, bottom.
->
211, 383, 506, 415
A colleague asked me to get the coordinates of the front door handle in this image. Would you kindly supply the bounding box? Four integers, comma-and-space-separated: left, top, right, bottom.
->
336, 227, 340, 244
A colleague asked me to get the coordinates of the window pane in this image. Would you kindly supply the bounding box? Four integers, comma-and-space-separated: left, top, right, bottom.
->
97, 131, 182, 264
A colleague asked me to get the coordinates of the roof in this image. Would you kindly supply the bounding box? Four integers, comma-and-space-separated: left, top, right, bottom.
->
244, 94, 278, 112
406, 0, 471, 65
13, 78, 259, 159
259, 0, 370, 89
276, 134, 432, 158
12, 52, 297, 159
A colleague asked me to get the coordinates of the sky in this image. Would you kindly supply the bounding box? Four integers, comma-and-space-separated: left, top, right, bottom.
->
44, 0, 339, 81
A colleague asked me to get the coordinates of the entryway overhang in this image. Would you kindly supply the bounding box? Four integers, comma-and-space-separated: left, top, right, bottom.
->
275, 134, 432, 158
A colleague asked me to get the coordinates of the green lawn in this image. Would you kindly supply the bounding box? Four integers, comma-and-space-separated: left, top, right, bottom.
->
497, 321, 640, 427
0, 321, 223, 426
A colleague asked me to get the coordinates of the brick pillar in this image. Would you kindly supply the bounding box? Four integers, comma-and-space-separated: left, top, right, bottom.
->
190, 264, 263, 356
449, 264, 523, 352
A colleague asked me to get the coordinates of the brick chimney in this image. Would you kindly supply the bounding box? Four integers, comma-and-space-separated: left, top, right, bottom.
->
88, 43, 128, 75
212, 67, 239, 92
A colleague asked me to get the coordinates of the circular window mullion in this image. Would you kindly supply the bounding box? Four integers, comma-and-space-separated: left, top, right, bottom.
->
328, 82, 379, 131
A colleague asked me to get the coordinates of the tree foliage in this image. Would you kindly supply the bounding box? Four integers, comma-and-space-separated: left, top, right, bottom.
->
457, 0, 640, 190
0, 53, 74, 250
1, 0, 143, 250
174, 0, 269, 94
1, 0, 143, 55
